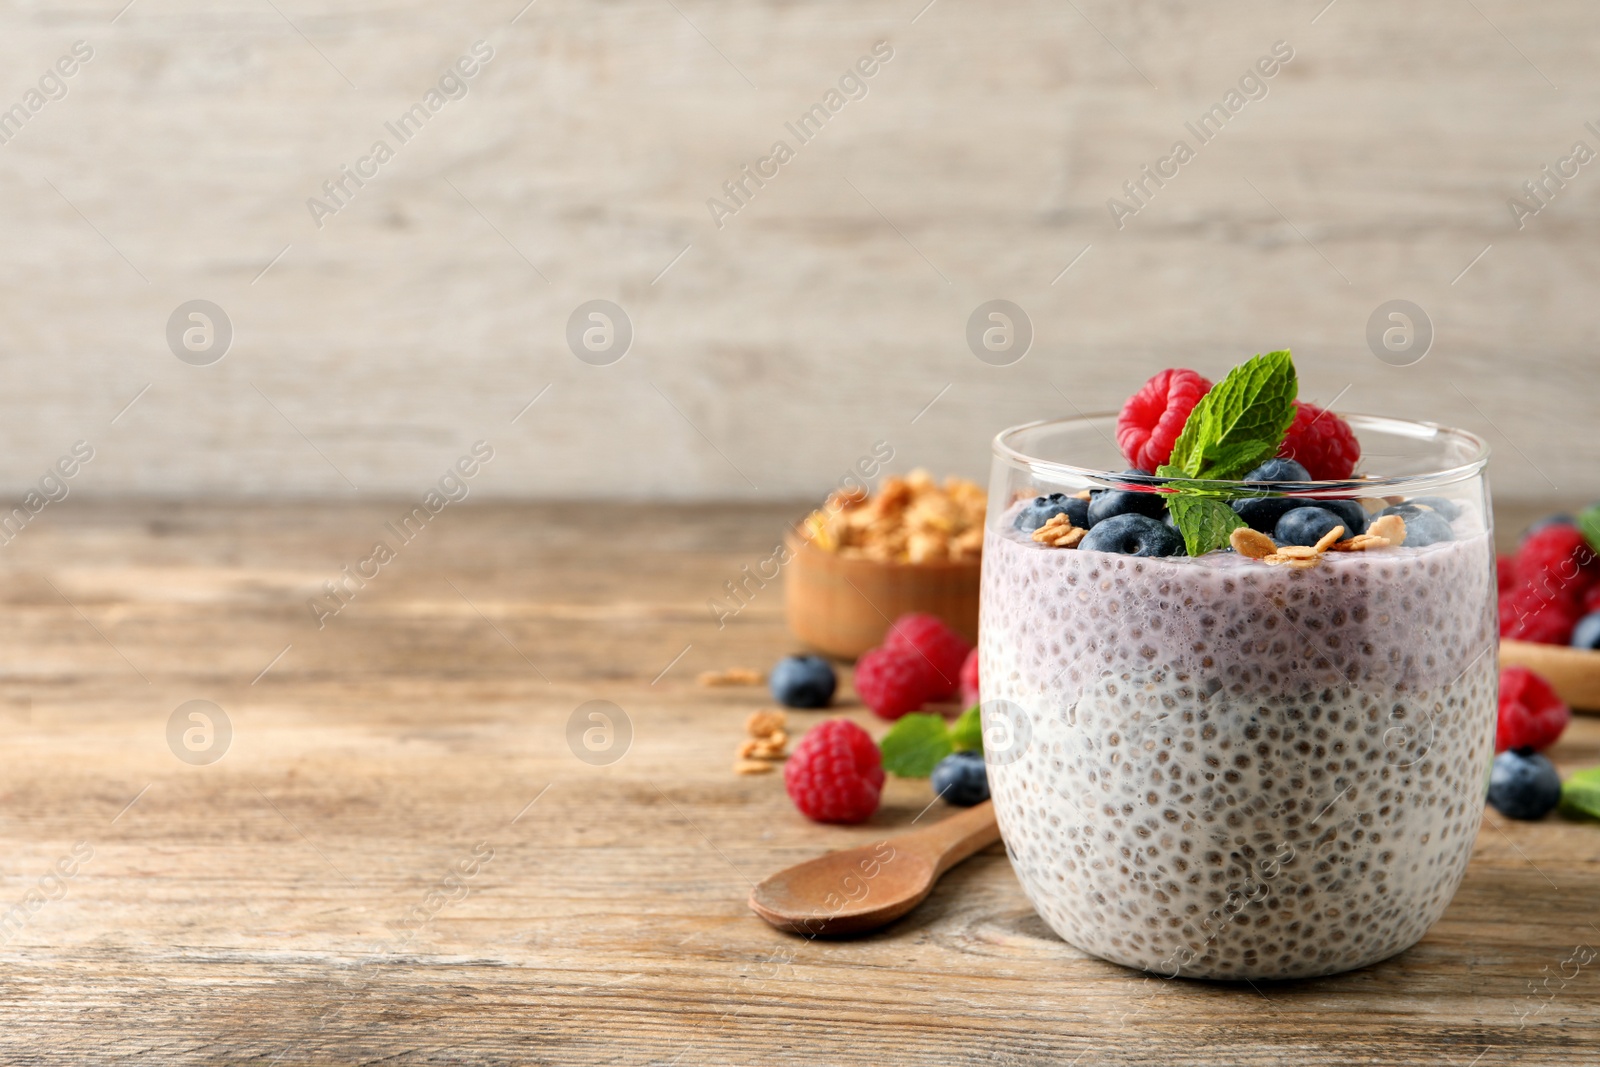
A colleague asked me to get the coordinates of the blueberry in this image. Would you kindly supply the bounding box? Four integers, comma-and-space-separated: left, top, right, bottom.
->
1230, 459, 1317, 533
1317, 498, 1369, 538
1410, 496, 1463, 521
1087, 469, 1167, 527
1080, 513, 1186, 557
1398, 508, 1454, 547
1377, 503, 1455, 545
1275, 506, 1347, 547
1487, 748, 1562, 821
1242, 458, 1312, 483
1014, 493, 1088, 533
769, 654, 836, 709
930, 750, 989, 807
1573, 611, 1600, 650
1232, 496, 1299, 534
1524, 513, 1577, 540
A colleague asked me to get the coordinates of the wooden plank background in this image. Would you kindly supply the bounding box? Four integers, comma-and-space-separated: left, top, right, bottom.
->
0, 1, 1596, 501
0, 500, 1596, 1065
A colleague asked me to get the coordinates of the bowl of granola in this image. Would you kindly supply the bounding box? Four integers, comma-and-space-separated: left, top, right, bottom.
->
784, 470, 983, 659
780, 470, 979, 659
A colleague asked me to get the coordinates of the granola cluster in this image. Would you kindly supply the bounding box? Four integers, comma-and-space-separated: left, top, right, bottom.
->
1230, 513, 1407, 570
1031, 513, 1087, 548
734, 709, 789, 775
801, 469, 985, 563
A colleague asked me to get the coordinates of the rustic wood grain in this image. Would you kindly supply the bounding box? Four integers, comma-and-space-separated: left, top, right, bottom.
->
0, 3, 1598, 501
0, 500, 1595, 1065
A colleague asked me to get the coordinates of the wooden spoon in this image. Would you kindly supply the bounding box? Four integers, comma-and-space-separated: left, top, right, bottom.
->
748, 800, 1001, 936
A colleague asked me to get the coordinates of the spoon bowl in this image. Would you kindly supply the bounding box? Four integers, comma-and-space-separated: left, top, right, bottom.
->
748, 801, 1001, 936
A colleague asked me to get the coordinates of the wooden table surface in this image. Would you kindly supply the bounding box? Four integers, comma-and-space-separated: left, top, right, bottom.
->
2, 500, 1597, 1066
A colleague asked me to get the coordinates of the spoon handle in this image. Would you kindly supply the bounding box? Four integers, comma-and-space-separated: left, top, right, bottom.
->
898, 800, 1001, 876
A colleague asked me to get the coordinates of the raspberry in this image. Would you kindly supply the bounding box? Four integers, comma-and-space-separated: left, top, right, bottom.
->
853, 645, 938, 720
959, 646, 980, 707
1116, 369, 1212, 472
1497, 666, 1571, 753
1500, 583, 1580, 645
1585, 582, 1600, 615
1277, 401, 1360, 481
1516, 525, 1600, 608
1497, 554, 1519, 595
884, 613, 971, 699
783, 719, 884, 824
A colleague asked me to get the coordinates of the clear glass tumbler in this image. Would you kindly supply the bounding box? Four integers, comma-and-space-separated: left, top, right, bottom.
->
980, 413, 1495, 980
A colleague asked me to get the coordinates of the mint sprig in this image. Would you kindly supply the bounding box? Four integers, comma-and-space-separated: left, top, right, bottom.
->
950, 705, 983, 754
878, 713, 953, 777
1560, 766, 1600, 822
1156, 350, 1299, 555
1165, 495, 1248, 558
878, 706, 984, 777
1579, 504, 1600, 558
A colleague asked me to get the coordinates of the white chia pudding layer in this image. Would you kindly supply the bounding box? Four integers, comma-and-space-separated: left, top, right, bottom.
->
980, 522, 1497, 980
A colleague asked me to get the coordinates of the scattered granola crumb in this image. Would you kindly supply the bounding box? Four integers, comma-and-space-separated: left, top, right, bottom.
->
748, 735, 787, 760
735, 710, 790, 773
745, 709, 787, 738
698, 668, 764, 687
734, 759, 776, 776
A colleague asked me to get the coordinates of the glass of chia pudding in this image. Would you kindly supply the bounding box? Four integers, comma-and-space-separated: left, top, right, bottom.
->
981, 366, 1496, 981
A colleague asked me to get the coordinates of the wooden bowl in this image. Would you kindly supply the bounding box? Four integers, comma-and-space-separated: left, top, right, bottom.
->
1500, 639, 1600, 712
782, 531, 979, 660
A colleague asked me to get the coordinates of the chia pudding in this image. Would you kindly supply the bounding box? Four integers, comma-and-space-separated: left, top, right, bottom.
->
981, 516, 1497, 980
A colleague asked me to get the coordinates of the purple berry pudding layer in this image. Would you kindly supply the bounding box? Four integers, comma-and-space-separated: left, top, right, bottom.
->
980, 520, 1497, 981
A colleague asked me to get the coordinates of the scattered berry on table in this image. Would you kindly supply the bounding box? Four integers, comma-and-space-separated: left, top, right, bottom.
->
884, 613, 972, 700
1515, 524, 1599, 607
1275, 506, 1347, 548
769, 654, 837, 709
930, 750, 990, 807
784, 719, 885, 824
1486, 748, 1562, 821
1572, 611, 1600, 650
1087, 469, 1168, 526
959, 647, 980, 707
1080, 513, 1186, 557
1523, 513, 1576, 541
1116, 368, 1213, 472
1013, 493, 1088, 533
1276, 401, 1360, 481
1498, 554, 1519, 595
1500, 584, 1580, 645
1496, 666, 1571, 752
854, 645, 939, 720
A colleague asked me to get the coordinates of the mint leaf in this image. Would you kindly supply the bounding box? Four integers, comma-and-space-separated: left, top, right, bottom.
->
1159, 351, 1299, 556
1165, 351, 1299, 481
1580, 505, 1600, 557
950, 705, 983, 753
1166, 495, 1247, 557
1560, 766, 1600, 822
878, 713, 953, 777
